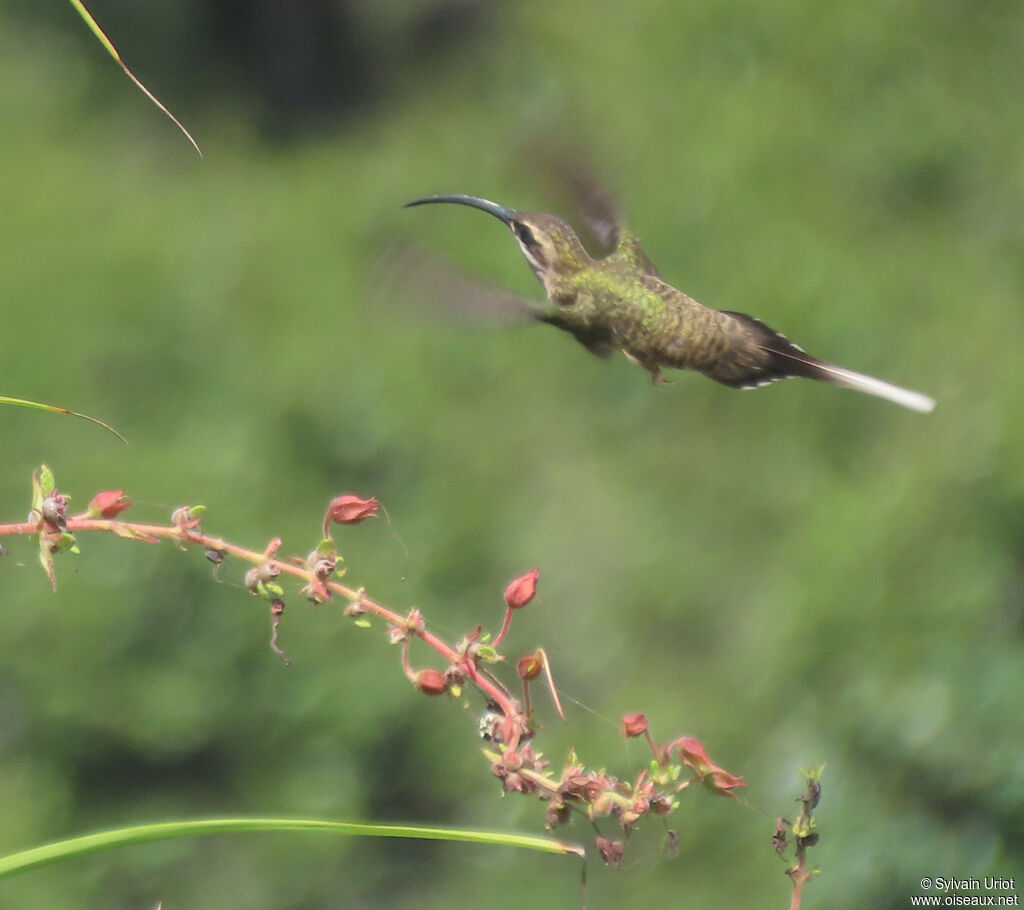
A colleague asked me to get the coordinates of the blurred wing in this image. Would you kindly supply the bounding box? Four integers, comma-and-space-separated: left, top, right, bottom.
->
369, 241, 550, 327
555, 163, 623, 257
537, 312, 617, 358
542, 152, 661, 276
527, 144, 623, 258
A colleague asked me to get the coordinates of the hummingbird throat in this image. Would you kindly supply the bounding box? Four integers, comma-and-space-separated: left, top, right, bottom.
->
514, 234, 546, 281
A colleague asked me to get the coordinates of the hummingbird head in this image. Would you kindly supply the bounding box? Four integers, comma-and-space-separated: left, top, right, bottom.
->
404, 194, 591, 284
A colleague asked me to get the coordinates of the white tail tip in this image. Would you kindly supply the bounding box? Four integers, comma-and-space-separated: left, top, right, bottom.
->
820, 363, 935, 413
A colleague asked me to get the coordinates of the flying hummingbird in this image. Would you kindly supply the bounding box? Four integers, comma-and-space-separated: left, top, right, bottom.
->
404, 193, 935, 412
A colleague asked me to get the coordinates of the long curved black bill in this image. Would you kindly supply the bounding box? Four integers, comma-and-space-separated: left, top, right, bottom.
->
404, 194, 516, 226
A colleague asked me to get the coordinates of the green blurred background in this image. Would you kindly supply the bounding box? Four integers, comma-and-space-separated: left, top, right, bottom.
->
1, 0, 1022, 907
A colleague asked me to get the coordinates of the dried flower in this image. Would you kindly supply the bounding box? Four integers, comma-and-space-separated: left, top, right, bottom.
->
545, 801, 572, 829
620, 712, 649, 738
517, 650, 544, 681
323, 494, 378, 536
595, 836, 625, 868
41, 492, 71, 529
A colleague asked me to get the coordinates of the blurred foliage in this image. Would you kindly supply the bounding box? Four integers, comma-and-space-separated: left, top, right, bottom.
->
1, 0, 1023, 907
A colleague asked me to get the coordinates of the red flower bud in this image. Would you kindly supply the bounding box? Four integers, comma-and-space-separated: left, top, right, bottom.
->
323, 494, 379, 537
412, 668, 448, 696
88, 490, 133, 519
620, 712, 648, 738
504, 568, 540, 609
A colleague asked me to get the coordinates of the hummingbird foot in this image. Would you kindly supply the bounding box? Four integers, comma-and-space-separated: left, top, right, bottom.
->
622, 351, 671, 384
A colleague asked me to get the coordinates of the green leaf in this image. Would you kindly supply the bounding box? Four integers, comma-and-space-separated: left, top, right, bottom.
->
37, 540, 57, 592
475, 644, 501, 663
803, 763, 826, 783
55, 531, 80, 555
64, 0, 202, 156
315, 539, 338, 558
1, 396, 127, 443
0, 817, 584, 880
37, 465, 56, 499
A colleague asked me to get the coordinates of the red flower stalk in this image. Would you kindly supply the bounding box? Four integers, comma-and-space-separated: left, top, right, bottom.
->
400, 638, 447, 696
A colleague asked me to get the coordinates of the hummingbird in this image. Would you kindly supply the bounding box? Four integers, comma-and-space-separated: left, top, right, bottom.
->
404, 193, 935, 413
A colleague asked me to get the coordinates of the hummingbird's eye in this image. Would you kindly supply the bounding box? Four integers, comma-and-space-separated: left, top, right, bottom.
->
514, 222, 536, 246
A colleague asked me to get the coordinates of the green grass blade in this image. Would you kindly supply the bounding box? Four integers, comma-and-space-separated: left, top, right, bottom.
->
65, 0, 202, 156
0, 395, 127, 443
0, 818, 584, 879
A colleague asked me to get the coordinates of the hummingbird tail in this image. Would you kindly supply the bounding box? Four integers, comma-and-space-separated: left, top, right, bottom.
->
720, 311, 935, 412
787, 357, 936, 413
